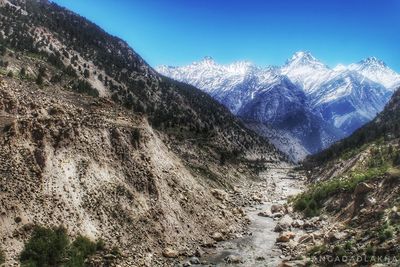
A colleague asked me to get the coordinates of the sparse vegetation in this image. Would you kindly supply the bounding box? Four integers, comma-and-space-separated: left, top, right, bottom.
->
20, 226, 69, 266
307, 244, 327, 256
0, 248, 5, 265
83, 68, 90, 78
19, 67, 26, 78
20, 226, 104, 267
65, 236, 98, 267
71, 79, 99, 97
378, 222, 394, 242
130, 128, 141, 149
36, 66, 46, 85
293, 166, 387, 217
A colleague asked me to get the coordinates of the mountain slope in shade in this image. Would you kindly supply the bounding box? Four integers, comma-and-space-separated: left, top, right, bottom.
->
158, 52, 398, 161
307, 87, 400, 168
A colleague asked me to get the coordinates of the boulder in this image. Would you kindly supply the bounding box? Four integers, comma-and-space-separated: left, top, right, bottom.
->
224, 255, 243, 264
189, 257, 200, 265
329, 231, 348, 241
252, 194, 263, 202
212, 232, 224, 241
298, 234, 314, 244
292, 219, 304, 228
163, 248, 179, 258
271, 204, 285, 214
275, 215, 293, 232
232, 207, 245, 217
276, 232, 295, 242
211, 189, 228, 201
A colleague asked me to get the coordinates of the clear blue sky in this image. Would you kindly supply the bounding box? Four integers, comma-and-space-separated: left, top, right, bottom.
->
51, 0, 400, 71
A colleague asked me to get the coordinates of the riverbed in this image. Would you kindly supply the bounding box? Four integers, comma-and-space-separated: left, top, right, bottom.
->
196, 167, 304, 267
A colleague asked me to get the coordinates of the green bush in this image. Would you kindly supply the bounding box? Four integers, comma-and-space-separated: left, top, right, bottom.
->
378, 225, 394, 242
344, 241, 354, 251
20, 226, 104, 267
66, 236, 97, 267
293, 167, 387, 217
333, 245, 346, 259
20, 67, 26, 78
0, 248, 5, 264
307, 245, 327, 256
20, 226, 69, 266
71, 79, 99, 97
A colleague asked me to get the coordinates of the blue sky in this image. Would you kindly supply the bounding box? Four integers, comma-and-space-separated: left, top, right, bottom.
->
52, 0, 400, 71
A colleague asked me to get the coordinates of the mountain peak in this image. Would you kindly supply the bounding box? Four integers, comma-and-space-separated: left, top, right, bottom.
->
286, 51, 323, 67
359, 57, 387, 68
199, 56, 216, 64
291, 51, 315, 61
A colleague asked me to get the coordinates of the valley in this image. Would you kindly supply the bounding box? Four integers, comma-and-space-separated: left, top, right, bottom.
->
0, 1, 399, 267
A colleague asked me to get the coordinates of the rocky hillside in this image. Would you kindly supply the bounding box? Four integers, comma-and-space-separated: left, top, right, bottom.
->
0, 1, 284, 266
283, 89, 400, 265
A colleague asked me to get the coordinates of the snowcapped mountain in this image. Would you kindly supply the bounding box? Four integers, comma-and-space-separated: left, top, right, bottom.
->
157, 52, 398, 161
281, 52, 337, 94
310, 70, 391, 135
157, 56, 344, 161
347, 57, 400, 90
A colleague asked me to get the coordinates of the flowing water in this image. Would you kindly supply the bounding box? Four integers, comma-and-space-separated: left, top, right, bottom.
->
196, 167, 304, 267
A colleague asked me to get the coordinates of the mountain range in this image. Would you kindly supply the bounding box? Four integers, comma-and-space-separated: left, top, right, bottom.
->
158, 52, 400, 161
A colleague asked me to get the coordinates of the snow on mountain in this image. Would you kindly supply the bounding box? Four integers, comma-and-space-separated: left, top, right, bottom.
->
159, 57, 270, 114
347, 57, 400, 90
309, 70, 391, 135
157, 52, 399, 161
281, 51, 337, 94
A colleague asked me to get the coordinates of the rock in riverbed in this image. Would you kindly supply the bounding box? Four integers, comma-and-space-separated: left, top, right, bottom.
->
224, 255, 243, 264
274, 214, 294, 232
276, 232, 296, 242
271, 204, 285, 214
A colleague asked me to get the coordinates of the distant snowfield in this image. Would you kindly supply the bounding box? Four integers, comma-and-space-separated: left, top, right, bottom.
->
157, 52, 400, 161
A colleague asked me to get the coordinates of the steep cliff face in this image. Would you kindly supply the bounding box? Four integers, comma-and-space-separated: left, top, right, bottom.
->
0, 1, 284, 265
